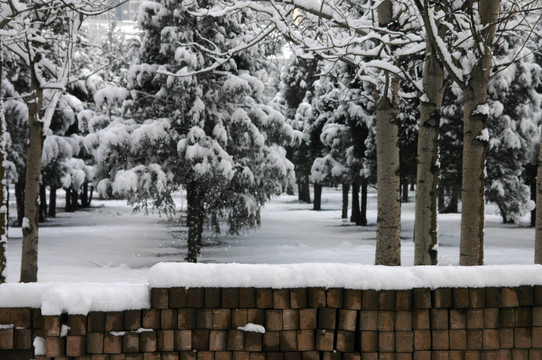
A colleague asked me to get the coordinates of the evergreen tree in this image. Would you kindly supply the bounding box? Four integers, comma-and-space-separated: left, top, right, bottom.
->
275, 56, 318, 203
485, 35, 542, 224
86, 0, 298, 262
308, 62, 373, 223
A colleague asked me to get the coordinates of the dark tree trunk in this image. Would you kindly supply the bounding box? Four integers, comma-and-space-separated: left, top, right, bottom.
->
65, 188, 73, 212
71, 188, 79, 211
360, 180, 368, 226
402, 180, 409, 203
298, 175, 311, 203
313, 183, 322, 210
48, 187, 57, 218
342, 183, 350, 219
186, 184, 205, 263
5, 184, 8, 229
39, 185, 47, 223
88, 185, 94, 208
286, 184, 294, 196
446, 189, 460, 213
81, 183, 88, 208
15, 180, 25, 227
532, 181, 536, 228
351, 182, 361, 224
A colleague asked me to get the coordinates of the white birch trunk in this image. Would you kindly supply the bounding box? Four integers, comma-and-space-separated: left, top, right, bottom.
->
535, 129, 542, 263
414, 41, 446, 265
20, 75, 43, 282
459, 0, 500, 266
375, 77, 401, 266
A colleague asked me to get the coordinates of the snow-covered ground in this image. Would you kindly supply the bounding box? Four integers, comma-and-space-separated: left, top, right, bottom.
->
5, 187, 536, 284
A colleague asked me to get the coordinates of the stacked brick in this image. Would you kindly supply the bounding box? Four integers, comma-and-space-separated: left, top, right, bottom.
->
2, 285, 542, 359
0, 308, 39, 360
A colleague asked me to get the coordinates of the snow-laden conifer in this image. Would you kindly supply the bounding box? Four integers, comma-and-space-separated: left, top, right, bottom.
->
87, 0, 299, 262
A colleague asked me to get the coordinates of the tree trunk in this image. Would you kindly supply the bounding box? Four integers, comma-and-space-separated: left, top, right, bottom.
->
48, 187, 57, 217
360, 180, 368, 226
460, 90, 488, 266
286, 184, 294, 196
414, 38, 446, 266
39, 185, 47, 223
459, 0, 499, 266
342, 183, 350, 219
374, 0, 401, 266
5, 184, 8, 229
81, 182, 89, 208
20, 77, 44, 283
447, 190, 460, 213
313, 183, 322, 210
65, 188, 73, 212
186, 183, 205, 263
88, 185, 94, 208
299, 175, 311, 203
71, 188, 79, 210
374, 82, 401, 265
0, 64, 6, 283
15, 180, 24, 227
401, 180, 409, 203
531, 180, 536, 228
351, 182, 361, 224
535, 130, 542, 263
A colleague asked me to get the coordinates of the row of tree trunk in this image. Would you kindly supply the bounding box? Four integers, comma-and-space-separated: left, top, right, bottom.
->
298, 180, 372, 226
12, 182, 93, 226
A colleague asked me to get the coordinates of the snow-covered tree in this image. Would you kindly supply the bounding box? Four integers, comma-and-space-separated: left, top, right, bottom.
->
2, 50, 29, 226
306, 61, 374, 223
416, 0, 542, 265
86, 0, 299, 262
0, 0, 127, 283
485, 36, 542, 224
275, 56, 318, 203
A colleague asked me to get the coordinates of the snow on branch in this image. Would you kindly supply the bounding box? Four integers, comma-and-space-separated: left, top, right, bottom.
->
158, 24, 277, 78
177, 0, 424, 89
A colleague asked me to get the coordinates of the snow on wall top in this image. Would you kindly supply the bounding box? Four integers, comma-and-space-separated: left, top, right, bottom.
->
148, 263, 542, 290
2, 263, 542, 315
0, 282, 149, 315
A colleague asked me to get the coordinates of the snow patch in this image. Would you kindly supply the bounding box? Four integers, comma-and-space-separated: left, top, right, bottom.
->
0, 283, 149, 315
34, 337, 46, 356
473, 104, 489, 116
238, 323, 266, 333
61, 324, 70, 337
22, 217, 30, 230
476, 129, 489, 142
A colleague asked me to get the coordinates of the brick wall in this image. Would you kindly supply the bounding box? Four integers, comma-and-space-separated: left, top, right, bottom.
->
2, 286, 542, 359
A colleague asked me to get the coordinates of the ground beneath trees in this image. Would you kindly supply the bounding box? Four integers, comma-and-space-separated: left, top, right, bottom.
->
5, 187, 535, 283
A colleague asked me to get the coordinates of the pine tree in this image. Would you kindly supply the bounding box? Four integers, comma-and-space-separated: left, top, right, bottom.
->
307, 62, 373, 223
87, 0, 298, 262
275, 56, 318, 203
485, 35, 542, 224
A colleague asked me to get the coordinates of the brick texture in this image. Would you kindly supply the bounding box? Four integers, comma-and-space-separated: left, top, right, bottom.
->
3, 285, 542, 359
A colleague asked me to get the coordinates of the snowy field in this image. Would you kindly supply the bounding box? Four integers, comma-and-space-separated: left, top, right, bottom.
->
4, 186, 537, 284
